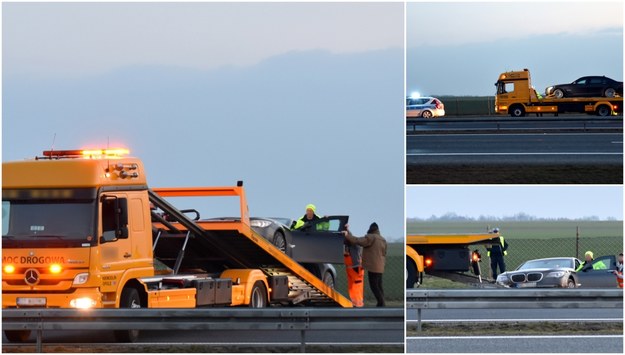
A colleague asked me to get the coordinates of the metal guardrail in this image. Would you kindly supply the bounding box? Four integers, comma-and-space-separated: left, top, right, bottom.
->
406, 117, 623, 132
2, 307, 404, 353
406, 288, 623, 331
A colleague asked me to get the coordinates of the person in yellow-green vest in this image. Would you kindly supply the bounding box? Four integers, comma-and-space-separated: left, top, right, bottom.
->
291, 204, 328, 231
486, 228, 509, 279
576, 251, 607, 271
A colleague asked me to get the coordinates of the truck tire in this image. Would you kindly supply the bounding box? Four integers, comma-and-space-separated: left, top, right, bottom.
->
406, 259, 417, 289
272, 231, 287, 253
421, 110, 433, 119
249, 281, 268, 308
509, 105, 525, 117
114, 287, 142, 343
553, 89, 565, 99
3, 330, 31, 342
604, 88, 616, 98
596, 105, 612, 117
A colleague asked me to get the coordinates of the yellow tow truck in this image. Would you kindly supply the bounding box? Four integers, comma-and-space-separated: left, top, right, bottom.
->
406, 233, 502, 288
2, 148, 351, 342
495, 69, 622, 117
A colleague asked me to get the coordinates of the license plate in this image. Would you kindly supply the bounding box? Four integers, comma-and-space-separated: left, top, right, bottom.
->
16, 297, 46, 306
518, 282, 537, 288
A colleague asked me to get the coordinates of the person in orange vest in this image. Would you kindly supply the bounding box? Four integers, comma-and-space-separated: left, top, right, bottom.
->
343, 239, 364, 307
613, 252, 623, 288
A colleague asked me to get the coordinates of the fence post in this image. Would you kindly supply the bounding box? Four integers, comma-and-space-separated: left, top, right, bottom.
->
576, 226, 580, 259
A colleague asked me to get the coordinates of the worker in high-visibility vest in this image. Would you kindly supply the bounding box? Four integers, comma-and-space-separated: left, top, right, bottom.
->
344, 241, 364, 307
613, 253, 623, 288
486, 228, 509, 279
291, 204, 329, 231
576, 251, 607, 271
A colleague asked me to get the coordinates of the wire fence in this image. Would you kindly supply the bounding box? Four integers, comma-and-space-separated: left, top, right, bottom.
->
473, 236, 623, 280
332, 243, 403, 305
436, 96, 495, 116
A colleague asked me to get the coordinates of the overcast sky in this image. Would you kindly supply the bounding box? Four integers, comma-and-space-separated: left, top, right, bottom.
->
407, 186, 624, 220
407, 1, 624, 96
4, 2, 403, 78
2, 2, 405, 240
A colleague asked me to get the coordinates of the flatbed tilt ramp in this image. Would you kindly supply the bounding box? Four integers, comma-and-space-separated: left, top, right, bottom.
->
148, 186, 352, 307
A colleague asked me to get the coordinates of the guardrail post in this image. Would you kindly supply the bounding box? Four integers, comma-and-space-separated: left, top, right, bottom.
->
417, 308, 422, 332
300, 330, 306, 353
36, 329, 43, 353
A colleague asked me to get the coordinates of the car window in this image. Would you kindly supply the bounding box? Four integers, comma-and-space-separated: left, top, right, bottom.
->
574, 78, 587, 85
306, 217, 347, 233
574, 259, 581, 270
590, 256, 613, 271
589, 78, 604, 84
407, 98, 429, 105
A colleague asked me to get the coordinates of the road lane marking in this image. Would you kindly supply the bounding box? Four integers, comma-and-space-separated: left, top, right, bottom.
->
406, 335, 621, 340
407, 152, 622, 156
612, 141, 623, 144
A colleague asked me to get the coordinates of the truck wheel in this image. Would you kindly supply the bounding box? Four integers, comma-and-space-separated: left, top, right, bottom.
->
510, 105, 525, 117
421, 110, 433, 119
553, 89, 564, 99
322, 270, 335, 289
249, 281, 267, 308
3, 330, 31, 342
604, 88, 616, 97
114, 287, 142, 343
596, 105, 612, 117
406, 260, 417, 289
272, 231, 287, 253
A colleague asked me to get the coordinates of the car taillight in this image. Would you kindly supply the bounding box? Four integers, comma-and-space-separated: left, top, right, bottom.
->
434, 100, 443, 109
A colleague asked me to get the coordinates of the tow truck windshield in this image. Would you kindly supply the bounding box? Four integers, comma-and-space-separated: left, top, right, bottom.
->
2, 189, 97, 247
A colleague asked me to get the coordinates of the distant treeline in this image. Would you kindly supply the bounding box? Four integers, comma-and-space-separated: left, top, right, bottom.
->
408, 212, 621, 222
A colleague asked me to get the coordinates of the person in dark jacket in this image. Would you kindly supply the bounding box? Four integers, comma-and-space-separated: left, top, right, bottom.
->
486, 228, 509, 279
343, 222, 387, 307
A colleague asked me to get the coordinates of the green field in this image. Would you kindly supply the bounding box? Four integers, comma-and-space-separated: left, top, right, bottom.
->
407, 220, 623, 281
332, 243, 403, 304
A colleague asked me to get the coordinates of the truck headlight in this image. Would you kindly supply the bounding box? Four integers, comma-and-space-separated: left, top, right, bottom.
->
70, 297, 96, 309
546, 271, 565, 278
73, 273, 89, 285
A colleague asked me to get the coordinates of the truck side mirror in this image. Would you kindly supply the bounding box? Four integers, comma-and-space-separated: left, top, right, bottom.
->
100, 195, 129, 243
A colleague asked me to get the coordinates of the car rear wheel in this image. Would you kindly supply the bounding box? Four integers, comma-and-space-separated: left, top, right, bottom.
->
553, 89, 565, 99
322, 270, 335, 289
272, 231, 287, 253
596, 105, 612, 117
604, 88, 616, 97
566, 278, 576, 288
421, 110, 433, 119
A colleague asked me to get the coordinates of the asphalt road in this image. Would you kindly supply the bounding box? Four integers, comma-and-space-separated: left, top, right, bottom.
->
406, 133, 623, 165
406, 308, 623, 321
406, 335, 623, 353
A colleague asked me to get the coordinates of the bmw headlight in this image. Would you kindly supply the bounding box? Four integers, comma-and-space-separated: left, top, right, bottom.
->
546, 271, 565, 278
546, 86, 553, 94
250, 220, 272, 228
496, 274, 509, 283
